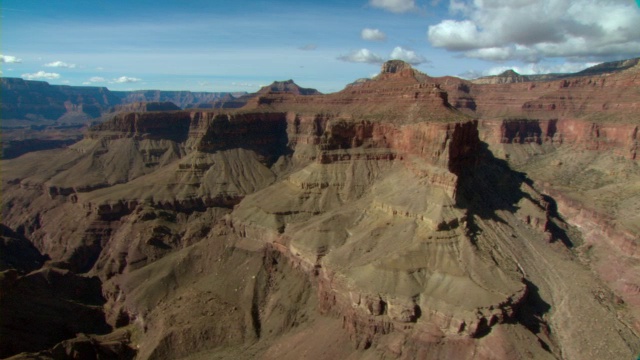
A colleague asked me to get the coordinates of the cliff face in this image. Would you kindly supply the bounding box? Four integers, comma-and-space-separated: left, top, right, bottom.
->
2, 60, 640, 359
0, 78, 249, 125
0, 79, 249, 159
445, 63, 640, 123
110, 90, 248, 109
107, 101, 181, 114
1, 78, 120, 124
480, 118, 638, 159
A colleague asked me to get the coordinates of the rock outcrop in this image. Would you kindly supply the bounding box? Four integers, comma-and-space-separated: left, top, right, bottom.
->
472, 69, 531, 84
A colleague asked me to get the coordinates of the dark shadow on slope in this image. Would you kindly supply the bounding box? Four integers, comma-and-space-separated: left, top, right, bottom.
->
545, 219, 574, 248
540, 195, 574, 248
2, 137, 83, 160
449, 138, 560, 351
453, 141, 574, 250
471, 317, 492, 338
509, 279, 554, 353
0, 267, 111, 358
0, 224, 49, 273
517, 279, 551, 334
452, 142, 533, 221
198, 113, 294, 167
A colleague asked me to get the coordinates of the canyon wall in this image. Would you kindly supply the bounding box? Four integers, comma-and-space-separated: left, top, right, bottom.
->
2, 60, 640, 359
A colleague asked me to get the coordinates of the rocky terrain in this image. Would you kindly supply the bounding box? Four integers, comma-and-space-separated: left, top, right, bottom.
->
0, 78, 247, 126
1, 59, 640, 359
0, 78, 246, 159
472, 57, 640, 84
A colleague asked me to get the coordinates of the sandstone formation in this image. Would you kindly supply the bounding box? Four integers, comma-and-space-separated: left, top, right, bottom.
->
1, 59, 640, 359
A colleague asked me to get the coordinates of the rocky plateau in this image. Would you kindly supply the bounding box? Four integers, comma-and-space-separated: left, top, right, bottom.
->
1, 59, 640, 359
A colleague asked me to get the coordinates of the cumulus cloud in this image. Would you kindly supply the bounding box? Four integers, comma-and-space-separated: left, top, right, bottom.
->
21, 71, 61, 80
339, 47, 429, 65
369, 0, 416, 13
113, 76, 141, 83
338, 49, 385, 64
428, 20, 481, 51
389, 46, 428, 65
44, 61, 76, 68
0, 55, 22, 63
428, 0, 640, 62
361, 28, 387, 41
86, 76, 106, 83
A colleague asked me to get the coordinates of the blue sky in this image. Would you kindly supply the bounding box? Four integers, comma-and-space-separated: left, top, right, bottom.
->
2, 0, 639, 93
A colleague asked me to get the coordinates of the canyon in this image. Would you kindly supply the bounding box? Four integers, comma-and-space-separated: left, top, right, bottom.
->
0, 78, 247, 160
1, 59, 639, 359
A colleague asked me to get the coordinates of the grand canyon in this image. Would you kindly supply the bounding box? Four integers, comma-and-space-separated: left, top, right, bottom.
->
1, 58, 640, 359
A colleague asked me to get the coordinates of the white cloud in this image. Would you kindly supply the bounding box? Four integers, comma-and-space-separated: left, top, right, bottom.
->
44, 61, 76, 68
338, 48, 385, 64
361, 28, 387, 41
428, 20, 481, 51
113, 76, 141, 83
338, 47, 429, 65
389, 46, 427, 65
369, 0, 416, 13
0, 55, 22, 63
428, 0, 640, 62
89, 76, 106, 83
21, 71, 61, 80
